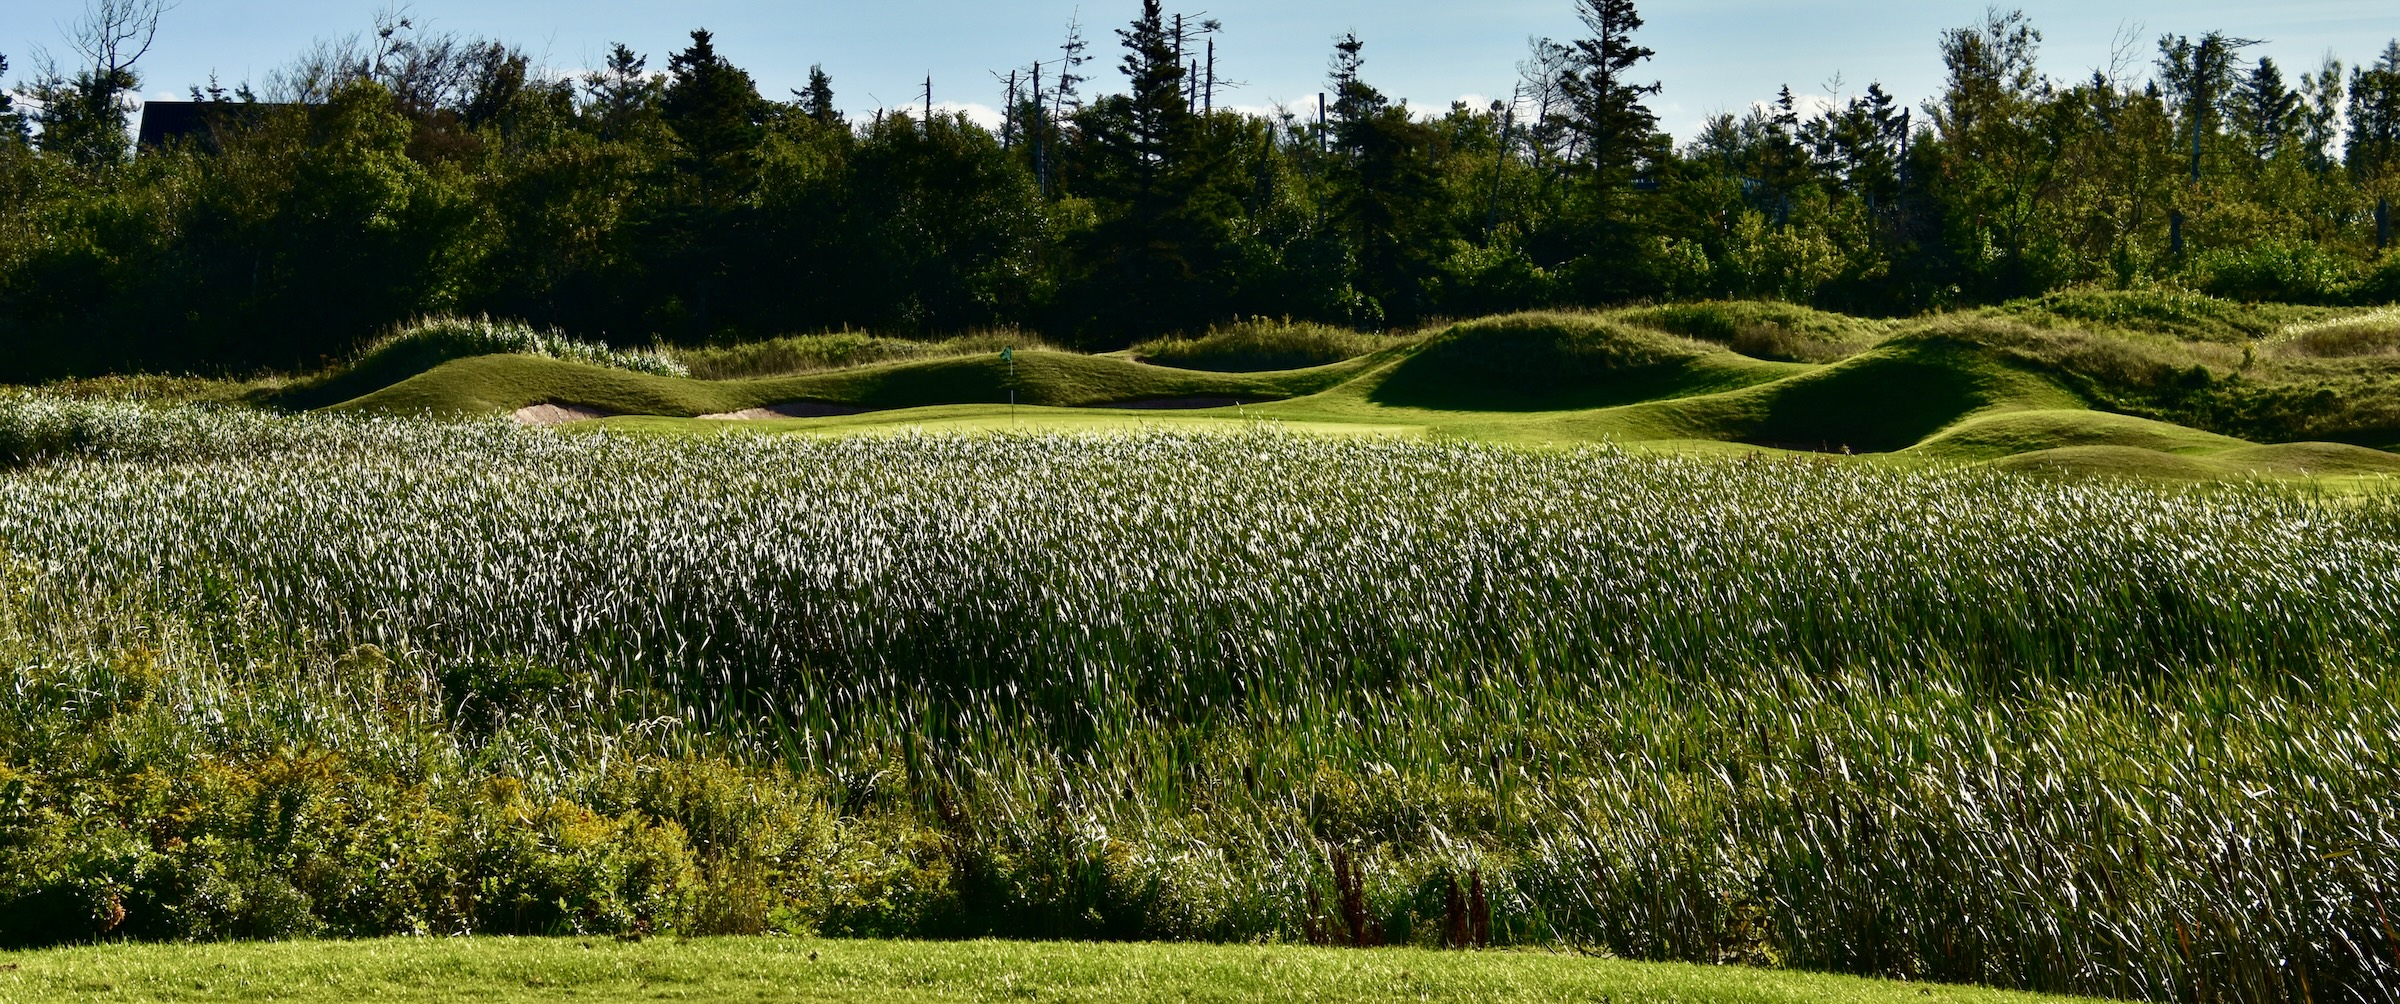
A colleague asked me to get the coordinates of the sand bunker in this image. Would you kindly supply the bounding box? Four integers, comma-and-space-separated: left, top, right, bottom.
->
699, 401, 871, 421
512, 403, 617, 426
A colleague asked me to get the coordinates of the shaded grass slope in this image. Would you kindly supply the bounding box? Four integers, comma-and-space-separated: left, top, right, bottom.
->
1572, 329, 2081, 453
1367, 312, 1806, 412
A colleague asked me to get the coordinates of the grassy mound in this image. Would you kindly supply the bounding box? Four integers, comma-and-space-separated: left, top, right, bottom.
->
273, 324, 686, 413
1616, 300, 1892, 362
674, 330, 1047, 380
271, 317, 685, 411
1133, 318, 1405, 372
1908, 409, 2250, 463
1988, 441, 2400, 480
332, 347, 1376, 417
279, 300, 2400, 478
1985, 444, 2238, 480
1369, 312, 1803, 411
1598, 330, 2078, 453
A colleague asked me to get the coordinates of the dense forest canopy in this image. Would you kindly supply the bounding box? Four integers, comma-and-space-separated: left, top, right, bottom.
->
1, 1, 2398, 377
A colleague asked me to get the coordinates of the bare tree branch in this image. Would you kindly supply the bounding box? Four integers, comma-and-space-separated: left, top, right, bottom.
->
66, 0, 173, 77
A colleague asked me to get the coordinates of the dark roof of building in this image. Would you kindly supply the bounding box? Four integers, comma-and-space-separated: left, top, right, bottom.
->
136, 100, 293, 152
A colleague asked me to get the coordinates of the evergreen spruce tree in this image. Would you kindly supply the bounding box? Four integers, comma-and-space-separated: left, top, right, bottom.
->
2300, 58, 2346, 174
1558, 0, 1662, 294
0, 54, 23, 145
663, 29, 767, 196
2230, 57, 2303, 164
1562, 0, 1660, 183
1111, 0, 1191, 198
2349, 42, 2400, 178
2157, 32, 2258, 181
1065, 0, 1229, 339
583, 43, 663, 141
1321, 33, 1439, 326
657, 29, 767, 338
799, 65, 839, 126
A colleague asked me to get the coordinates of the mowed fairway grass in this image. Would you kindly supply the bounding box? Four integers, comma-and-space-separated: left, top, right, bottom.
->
0, 938, 2099, 1004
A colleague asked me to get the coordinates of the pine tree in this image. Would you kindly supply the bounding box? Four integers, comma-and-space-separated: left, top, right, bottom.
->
662, 29, 766, 194
1327, 32, 1387, 155
1561, 0, 1661, 186
0, 54, 23, 145
583, 43, 662, 141
2230, 57, 2303, 163
799, 64, 839, 126
658, 29, 767, 339
2349, 41, 2400, 178
2157, 32, 2259, 181
1113, 0, 1190, 182
1555, 0, 1662, 293
1320, 33, 1440, 325
1055, 14, 1091, 121
2300, 58, 2345, 174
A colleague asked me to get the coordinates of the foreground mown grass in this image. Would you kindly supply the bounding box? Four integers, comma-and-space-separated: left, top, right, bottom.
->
0, 937, 2099, 1004
0, 396, 2394, 1001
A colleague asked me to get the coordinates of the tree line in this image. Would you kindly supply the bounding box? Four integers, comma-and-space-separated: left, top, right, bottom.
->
2, 0, 2398, 377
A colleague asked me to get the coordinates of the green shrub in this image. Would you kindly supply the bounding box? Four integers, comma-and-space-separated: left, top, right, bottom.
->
458, 779, 702, 936
2192, 239, 2360, 305
1132, 319, 1398, 373
2355, 254, 2400, 305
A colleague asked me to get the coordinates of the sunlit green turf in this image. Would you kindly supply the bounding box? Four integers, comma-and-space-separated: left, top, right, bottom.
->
0, 937, 2105, 1004
303, 301, 2400, 482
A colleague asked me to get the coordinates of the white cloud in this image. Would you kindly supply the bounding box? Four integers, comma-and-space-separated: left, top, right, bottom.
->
1749, 90, 1839, 121
932, 100, 1003, 130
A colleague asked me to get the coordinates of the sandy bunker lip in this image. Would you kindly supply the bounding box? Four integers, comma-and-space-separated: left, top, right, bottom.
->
512, 403, 617, 426
700, 401, 872, 421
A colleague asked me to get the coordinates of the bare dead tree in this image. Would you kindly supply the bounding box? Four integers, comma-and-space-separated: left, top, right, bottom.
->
67, 0, 172, 82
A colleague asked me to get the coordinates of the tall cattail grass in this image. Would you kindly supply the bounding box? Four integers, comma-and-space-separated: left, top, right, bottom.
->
0, 394, 2394, 1000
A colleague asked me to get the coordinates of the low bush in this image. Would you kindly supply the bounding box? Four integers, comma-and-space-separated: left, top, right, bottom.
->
2192, 239, 2361, 305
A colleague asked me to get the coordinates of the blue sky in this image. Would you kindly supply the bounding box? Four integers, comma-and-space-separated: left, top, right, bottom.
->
5, 1, 2396, 141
